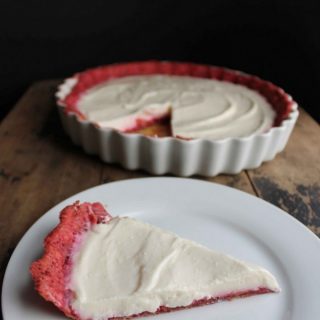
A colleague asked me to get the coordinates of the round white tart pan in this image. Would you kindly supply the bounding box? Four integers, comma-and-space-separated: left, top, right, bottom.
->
56, 62, 299, 177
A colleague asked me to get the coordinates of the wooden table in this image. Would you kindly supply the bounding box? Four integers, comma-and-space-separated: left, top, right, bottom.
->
0, 80, 319, 292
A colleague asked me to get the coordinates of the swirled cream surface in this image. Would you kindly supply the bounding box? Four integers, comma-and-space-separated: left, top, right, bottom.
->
77, 75, 275, 140
70, 217, 279, 319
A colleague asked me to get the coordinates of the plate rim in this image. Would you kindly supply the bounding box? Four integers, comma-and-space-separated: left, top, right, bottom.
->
2, 177, 320, 320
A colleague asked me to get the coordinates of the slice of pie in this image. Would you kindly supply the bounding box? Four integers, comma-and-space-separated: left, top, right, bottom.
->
30, 202, 280, 320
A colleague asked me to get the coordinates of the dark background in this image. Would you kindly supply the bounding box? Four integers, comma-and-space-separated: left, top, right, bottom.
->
1, 0, 319, 122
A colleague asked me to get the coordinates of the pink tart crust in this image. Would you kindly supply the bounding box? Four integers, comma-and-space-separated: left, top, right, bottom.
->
58, 61, 295, 135
30, 202, 275, 320
30, 202, 112, 319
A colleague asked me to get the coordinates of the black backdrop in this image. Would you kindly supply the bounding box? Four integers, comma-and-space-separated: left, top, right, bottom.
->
1, 0, 319, 121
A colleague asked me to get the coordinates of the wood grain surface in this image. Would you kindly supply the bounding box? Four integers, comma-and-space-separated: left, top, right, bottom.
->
0, 80, 319, 303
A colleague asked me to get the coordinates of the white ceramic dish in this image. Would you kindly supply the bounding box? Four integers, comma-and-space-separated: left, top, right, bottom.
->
56, 62, 299, 177
2, 177, 320, 320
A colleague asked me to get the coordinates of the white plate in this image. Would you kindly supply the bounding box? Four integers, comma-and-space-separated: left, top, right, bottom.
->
2, 178, 320, 320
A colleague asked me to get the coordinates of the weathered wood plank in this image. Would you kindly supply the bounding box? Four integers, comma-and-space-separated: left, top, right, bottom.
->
101, 167, 256, 195
247, 109, 320, 236
0, 81, 102, 266
101, 165, 149, 183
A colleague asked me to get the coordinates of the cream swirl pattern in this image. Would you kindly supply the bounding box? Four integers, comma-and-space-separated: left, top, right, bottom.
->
77, 75, 275, 140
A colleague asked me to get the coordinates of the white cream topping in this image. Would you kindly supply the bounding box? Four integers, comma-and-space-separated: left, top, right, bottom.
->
70, 217, 279, 319
77, 75, 275, 140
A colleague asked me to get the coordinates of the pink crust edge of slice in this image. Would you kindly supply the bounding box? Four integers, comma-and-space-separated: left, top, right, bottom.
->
58, 60, 296, 129
109, 287, 274, 320
30, 201, 112, 319
30, 201, 276, 320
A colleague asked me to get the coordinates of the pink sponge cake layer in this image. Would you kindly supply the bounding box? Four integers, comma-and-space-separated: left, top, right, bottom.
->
31, 202, 277, 320
108, 288, 272, 320
30, 202, 112, 319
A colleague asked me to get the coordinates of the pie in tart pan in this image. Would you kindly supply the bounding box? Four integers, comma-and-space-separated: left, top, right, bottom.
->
56, 61, 299, 176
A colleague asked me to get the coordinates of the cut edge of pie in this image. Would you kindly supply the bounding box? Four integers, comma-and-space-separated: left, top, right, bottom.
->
30, 201, 279, 320
57, 61, 295, 139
